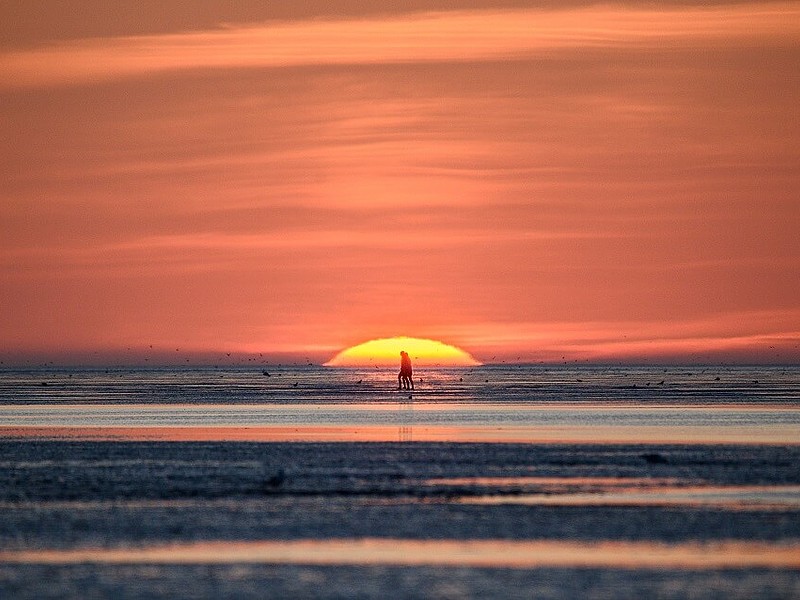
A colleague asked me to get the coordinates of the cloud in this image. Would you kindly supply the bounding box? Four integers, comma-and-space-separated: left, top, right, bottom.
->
437, 311, 800, 362
1, 2, 798, 361
1, 4, 798, 88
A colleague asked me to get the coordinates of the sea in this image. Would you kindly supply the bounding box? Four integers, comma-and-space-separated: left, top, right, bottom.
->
1, 364, 797, 442
0, 364, 798, 599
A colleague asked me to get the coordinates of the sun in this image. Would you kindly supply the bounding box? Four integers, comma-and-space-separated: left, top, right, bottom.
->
324, 336, 481, 367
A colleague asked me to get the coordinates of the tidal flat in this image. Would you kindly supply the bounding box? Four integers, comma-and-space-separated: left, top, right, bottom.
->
1, 441, 799, 599
1, 365, 798, 598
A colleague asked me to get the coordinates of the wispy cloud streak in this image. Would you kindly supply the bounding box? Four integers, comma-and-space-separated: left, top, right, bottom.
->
2, 4, 798, 88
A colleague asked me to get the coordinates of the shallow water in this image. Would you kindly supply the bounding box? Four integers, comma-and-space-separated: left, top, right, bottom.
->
1, 365, 798, 444
1, 365, 797, 406
2, 538, 798, 569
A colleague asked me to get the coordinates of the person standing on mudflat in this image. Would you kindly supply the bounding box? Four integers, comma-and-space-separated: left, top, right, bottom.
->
399, 351, 414, 390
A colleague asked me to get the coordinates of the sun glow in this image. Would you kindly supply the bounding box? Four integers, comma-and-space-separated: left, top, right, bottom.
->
324, 337, 481, 367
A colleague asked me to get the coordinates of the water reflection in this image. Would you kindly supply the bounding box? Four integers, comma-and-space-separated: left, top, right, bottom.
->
399, 394, 414, 442
2, 539, 798, 568
3, 423, 798, 444
453, 483, 800, 510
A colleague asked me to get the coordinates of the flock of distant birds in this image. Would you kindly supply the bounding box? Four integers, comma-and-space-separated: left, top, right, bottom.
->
6, 344, 776, 392
28, 358, 768, 393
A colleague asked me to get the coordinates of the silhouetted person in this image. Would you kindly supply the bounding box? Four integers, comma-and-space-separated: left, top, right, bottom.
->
398, 350, 414, 390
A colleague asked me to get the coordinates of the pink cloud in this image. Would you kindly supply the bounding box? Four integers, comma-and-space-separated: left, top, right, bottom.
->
2, 4, 798, 88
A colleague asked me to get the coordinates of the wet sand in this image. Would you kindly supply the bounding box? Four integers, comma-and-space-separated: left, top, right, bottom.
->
1, 440, 799, 599
1, 366, 798, 598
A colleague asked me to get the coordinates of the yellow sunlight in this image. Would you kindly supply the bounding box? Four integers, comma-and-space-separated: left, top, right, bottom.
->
324, 337, 481, 367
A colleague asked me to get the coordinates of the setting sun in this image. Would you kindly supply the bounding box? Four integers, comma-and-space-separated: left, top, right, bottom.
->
324, 337, 481, 367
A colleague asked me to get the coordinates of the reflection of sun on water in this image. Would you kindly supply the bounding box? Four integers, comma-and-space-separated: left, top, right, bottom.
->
324, 336, 480, 367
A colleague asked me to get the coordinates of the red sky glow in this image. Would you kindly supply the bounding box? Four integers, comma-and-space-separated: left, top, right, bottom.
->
1, 1, 799, 365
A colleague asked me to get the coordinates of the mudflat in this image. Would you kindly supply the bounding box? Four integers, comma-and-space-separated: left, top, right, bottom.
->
1, 440, 799, 599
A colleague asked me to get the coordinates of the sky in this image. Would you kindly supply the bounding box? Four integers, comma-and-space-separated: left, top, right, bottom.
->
1, 1, 799, 365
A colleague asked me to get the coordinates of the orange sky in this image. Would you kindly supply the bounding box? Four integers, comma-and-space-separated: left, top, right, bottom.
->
1, 1, 799, 365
